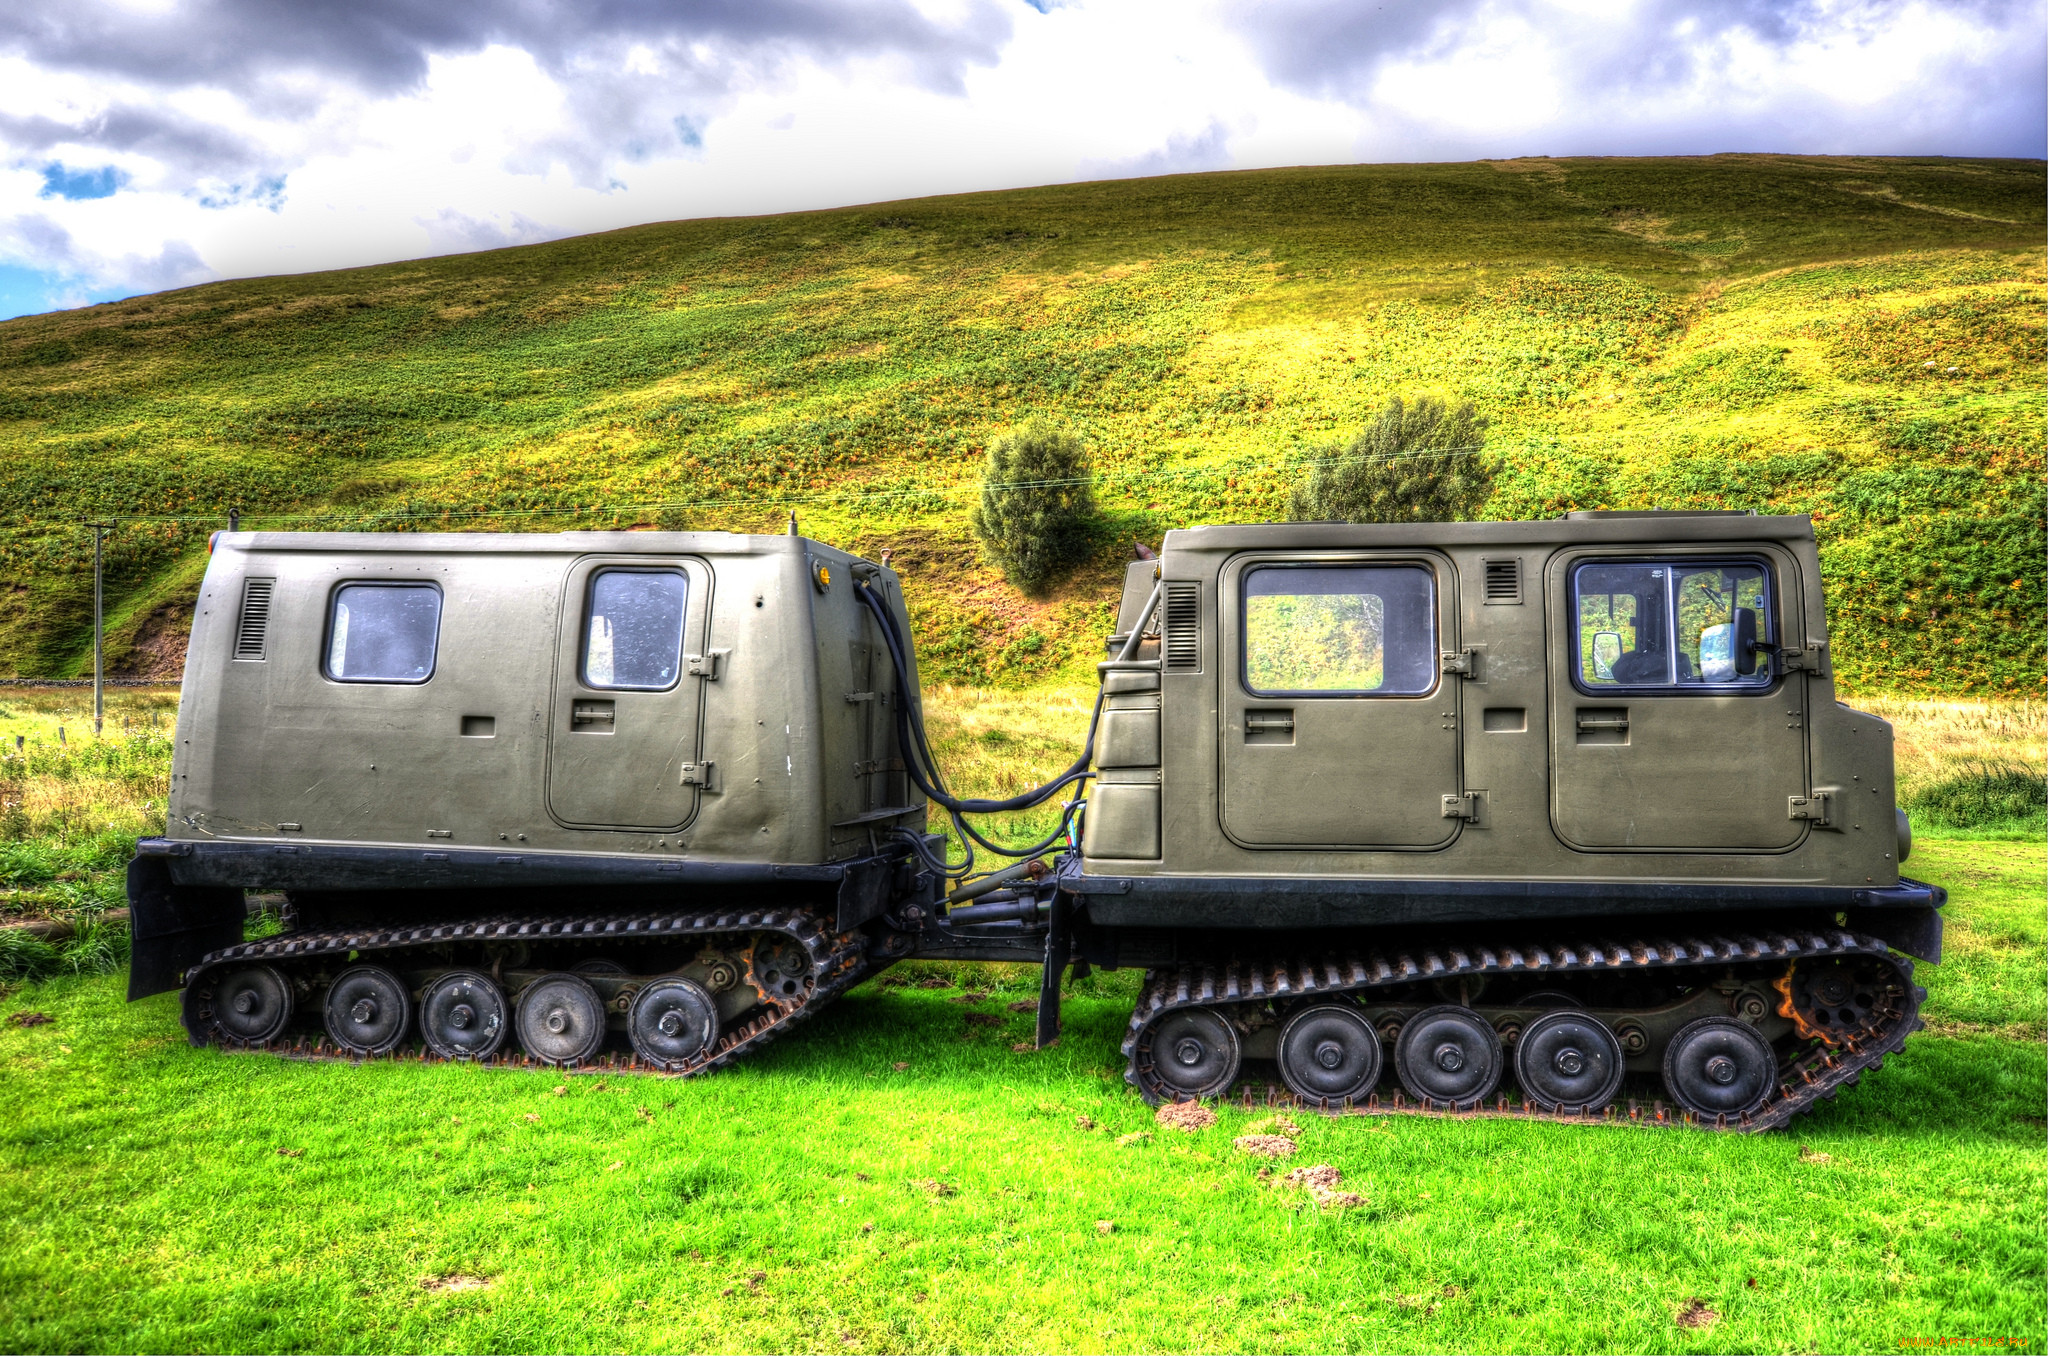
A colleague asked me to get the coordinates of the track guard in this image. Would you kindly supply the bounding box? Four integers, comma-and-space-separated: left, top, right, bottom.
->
126, 854, 245, 1000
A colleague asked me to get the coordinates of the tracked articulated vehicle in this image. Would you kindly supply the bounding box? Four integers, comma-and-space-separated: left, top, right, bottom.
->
129, 513, 1943, 1130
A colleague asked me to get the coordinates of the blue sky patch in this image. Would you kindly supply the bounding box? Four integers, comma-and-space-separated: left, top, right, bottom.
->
0, 264, 129, 322
39, 163, 127, 201
196, 174, 287, 211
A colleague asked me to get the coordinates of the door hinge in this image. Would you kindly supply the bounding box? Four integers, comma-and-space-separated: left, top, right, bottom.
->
1441, 790, 1484, 822
1788, 791, 1830, 825
681, 761, 719, 791
686, 649, 728, 679
1778, 641, 1828, 675
1440, 648, 1480, 678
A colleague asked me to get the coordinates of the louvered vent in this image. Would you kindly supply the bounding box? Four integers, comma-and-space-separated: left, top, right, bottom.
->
1482, 558, 1522, 606
233, 578, 274, 660
1162, 582, 1201, 671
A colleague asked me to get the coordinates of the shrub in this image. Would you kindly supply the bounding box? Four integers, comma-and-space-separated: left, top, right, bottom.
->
1290, 396, 1494, 523
1905, 763, 2046, 828
970, 421, 1097, 595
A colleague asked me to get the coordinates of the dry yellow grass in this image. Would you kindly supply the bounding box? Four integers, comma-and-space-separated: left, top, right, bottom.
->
1850, 696, 2046, 793
0, 687, 178, 839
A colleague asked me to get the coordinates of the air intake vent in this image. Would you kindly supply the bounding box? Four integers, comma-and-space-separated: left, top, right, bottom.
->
1482, 558, 1522, 606
1163, 582, 1201, 671
233, 578, 274, 660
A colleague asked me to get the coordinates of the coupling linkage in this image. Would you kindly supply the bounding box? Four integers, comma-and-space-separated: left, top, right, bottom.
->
938, 857, 1057, 927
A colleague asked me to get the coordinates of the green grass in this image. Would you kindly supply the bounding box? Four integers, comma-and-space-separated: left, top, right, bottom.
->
0, 155, 2040, 691
1905, 840, 2046, 1043
0, 839, 2040, 1353
1906, 765, 2046, 839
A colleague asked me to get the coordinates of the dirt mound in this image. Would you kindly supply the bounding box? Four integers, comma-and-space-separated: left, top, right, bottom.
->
1676, 1299, 1721, 1331
1155, 1101, 1217, 1131
1282, 1163, 1365, 1208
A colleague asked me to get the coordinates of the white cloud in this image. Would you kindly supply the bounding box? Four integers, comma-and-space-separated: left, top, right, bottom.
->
0, 0, 2038, 317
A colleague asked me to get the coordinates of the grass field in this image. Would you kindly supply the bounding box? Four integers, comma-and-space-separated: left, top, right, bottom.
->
0, 689, 2039, 1351
0, 834, 2040, 1354
0, 155, 2041, 691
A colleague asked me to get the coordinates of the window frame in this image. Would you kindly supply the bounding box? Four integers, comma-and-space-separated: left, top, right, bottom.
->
1238, 561, 1442, 699
577, 566, 690, 693
320, 581, 444, 686
1567, 555, 1779, 698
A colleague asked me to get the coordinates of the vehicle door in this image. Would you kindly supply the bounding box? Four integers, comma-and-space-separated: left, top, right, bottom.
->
547, 555, 714, 831
1547, 549, 1808, 851
1218, 553, 1463, 849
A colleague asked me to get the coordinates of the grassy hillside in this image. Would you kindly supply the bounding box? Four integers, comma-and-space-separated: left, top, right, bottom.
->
0, 154, 2040, 691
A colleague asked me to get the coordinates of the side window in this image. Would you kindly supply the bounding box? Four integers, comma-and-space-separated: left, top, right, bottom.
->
326, 584, 441, 683
1243, 565, 1437, 696
1574, 560, 1772, 691
583, 570, 687, 690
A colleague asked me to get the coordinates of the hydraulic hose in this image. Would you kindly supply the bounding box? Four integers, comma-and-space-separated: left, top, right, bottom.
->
856, 580, 1108, 815
856, 577, 1143, 867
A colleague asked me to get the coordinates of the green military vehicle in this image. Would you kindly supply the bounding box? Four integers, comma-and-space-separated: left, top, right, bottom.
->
129, 511, 1941, 1130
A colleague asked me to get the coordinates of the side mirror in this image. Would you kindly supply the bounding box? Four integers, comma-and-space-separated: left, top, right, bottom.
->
1734, 608, 1760, 676
1591, 631, 1623, 681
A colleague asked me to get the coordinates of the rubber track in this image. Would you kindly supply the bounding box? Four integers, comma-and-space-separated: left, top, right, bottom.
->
181, 906, 868, 1077
1121, 924, 1924, 1132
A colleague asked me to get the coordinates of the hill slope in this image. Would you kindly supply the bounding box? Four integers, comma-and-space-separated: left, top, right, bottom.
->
0, 154, 2040, 691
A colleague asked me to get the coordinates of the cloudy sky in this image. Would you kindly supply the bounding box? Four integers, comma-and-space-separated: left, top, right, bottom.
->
1, 0, 2041, 320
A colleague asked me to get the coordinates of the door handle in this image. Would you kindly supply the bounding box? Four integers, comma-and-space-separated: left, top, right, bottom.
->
571, 700, 616, 730
1575, 711, 1629, 732
1244, 710, 1294, 744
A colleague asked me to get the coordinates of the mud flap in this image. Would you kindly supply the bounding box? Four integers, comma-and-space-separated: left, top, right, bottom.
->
1035, 891, 1073, 1048
834, 855, 895, 933
1845, 905, 1943, 965
126, 855, 245, 1000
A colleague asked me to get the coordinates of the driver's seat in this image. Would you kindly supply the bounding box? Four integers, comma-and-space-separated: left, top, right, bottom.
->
1608, 648, 1665, 684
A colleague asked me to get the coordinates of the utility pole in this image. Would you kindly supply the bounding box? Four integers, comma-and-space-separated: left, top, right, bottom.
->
87, 522, 113, 735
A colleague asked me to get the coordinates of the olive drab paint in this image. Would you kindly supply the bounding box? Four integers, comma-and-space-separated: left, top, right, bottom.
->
163, 530, 919, 873
1077, 511, 1911, 910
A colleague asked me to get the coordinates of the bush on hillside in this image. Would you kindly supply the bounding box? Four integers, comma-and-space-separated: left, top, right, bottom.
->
1290, 397, 1494, 523
1904, 763, 2045, 829
970, 421, 1097, 595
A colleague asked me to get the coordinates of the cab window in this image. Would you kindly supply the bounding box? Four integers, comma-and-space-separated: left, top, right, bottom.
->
1574, 560, 1772, 691
325, 584, 442, 683
1243, 565, 1437, 696
583, 569, 687, 690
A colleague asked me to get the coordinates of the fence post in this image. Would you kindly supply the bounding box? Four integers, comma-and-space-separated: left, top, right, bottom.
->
87, 522, 112, 736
